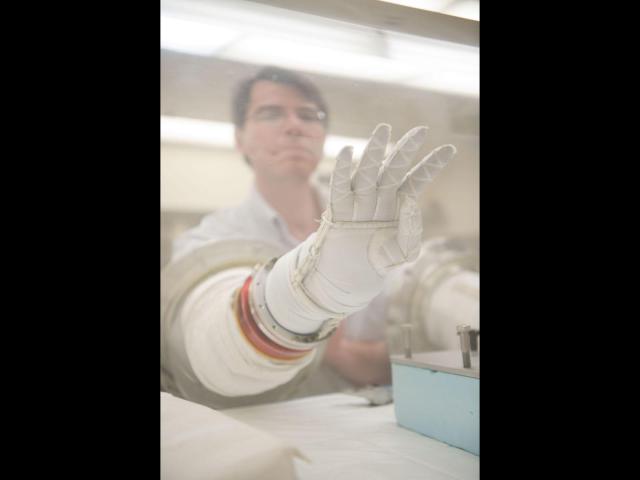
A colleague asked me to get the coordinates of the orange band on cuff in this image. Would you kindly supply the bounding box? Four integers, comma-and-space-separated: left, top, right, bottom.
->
236, 276, 311, 361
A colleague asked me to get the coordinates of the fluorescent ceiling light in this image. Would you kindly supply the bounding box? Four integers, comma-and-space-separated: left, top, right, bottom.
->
161, 116, 370, 159
161, 116, 235, 148
160, 1, 478, 97
387, 32, 478, 96
160, 15, 237, 55
217, 31, 477, 97
219, 35, 419, 86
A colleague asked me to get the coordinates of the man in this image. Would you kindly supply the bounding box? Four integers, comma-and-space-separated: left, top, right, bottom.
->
161, 66, 455, 409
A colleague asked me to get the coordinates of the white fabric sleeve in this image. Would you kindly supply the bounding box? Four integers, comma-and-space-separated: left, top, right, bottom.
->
179, 267, 316, 397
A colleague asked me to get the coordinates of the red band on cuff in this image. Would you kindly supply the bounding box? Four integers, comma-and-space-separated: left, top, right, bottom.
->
237, 275, 311, 361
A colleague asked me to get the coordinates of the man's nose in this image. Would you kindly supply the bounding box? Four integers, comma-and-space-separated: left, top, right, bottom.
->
283, 111, 304, 135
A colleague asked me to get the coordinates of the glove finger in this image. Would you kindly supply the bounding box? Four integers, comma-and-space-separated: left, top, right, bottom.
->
330, 145, 355, 221
352, 124, 391, 220
374, 126, 428, 221
398, 144, 456, 198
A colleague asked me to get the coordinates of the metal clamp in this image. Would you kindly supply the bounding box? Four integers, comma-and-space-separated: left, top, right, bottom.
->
457, 324, 472, 368
249, 257, 340, 350
401, 324, 413, 359
468, 329, 480, 353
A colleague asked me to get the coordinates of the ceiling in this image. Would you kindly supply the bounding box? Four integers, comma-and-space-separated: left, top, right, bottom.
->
161, 0, 479, 145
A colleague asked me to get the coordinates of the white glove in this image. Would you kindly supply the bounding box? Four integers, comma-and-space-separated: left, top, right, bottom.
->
266, 124, 456, 333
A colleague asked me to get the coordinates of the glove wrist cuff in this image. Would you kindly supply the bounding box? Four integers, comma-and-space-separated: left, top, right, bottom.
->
251, 258, 341, 348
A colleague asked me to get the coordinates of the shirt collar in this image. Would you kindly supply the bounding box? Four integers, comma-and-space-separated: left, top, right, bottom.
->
243, 180, 328, 220
244, 185, 280, 224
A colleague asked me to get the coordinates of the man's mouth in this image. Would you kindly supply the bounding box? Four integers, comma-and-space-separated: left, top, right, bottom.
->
281, 146, 312, 154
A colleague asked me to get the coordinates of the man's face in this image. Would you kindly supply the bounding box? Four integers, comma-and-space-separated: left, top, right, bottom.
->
235, 80, 327, 182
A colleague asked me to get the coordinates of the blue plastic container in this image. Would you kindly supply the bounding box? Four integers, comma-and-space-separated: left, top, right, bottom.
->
391, 350, 479, 455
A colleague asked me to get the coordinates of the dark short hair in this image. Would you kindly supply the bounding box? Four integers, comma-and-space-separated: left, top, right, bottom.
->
231, 66, 329, 129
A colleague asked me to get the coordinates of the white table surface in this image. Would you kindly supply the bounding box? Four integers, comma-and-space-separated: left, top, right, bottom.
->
225, 393, 479, 480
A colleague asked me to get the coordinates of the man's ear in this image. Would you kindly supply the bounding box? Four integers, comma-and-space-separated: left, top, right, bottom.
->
235, 128, 252, 167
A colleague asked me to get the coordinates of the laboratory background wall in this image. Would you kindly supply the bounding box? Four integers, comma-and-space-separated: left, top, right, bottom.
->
161, 0, 479, 269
